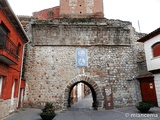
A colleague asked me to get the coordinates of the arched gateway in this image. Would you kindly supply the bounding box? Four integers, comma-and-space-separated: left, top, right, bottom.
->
64, 75, 104, 110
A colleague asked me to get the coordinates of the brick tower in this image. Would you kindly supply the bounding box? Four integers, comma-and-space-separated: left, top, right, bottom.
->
60, 0, 104, 18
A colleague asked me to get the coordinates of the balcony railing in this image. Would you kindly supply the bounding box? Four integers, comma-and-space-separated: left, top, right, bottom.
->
0, 34, 18, 59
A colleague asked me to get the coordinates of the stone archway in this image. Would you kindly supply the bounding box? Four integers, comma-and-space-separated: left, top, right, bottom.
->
64, 75, 103, 110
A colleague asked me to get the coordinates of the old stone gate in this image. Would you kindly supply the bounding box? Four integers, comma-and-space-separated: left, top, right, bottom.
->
64, 75, 103, 109
23, 18, 144, 110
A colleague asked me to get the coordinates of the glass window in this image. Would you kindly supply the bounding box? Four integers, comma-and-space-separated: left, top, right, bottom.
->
16, 43, 21, 57
152, 42, 160, 57
0, 22, 10, 48
48, 11, 54, 17
0, 21, 10, 35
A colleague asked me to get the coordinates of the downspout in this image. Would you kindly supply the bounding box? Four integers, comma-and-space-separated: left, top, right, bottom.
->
17, 43, 24, 108
17, 18, 34, 108
17, 38, 30, 108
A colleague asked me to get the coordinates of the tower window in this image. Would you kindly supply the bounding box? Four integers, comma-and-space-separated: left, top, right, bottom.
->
48, 11, 54, 17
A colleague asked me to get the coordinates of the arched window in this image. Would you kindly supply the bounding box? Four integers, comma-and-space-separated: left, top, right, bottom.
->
152, 42, 160, 57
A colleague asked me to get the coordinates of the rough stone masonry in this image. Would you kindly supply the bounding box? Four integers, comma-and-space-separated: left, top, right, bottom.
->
23, 18, 145, 110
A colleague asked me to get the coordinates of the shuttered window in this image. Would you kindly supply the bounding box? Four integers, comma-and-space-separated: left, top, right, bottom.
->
152, 42, 160, 57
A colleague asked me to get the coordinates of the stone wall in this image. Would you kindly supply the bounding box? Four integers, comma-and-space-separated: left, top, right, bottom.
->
24, 18, 145, 109
31, 18, 131, 46
0, 98, 18, 119
18, 15, 33, 32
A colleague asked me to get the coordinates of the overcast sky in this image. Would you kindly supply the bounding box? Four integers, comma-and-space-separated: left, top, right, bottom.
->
7, 0, 160, 33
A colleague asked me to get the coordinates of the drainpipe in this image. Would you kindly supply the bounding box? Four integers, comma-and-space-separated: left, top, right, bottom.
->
17, 19, 33, 108
17, 29, 31, 108
17, 40, 30, 108
14, 11, 31, 110
17, 43, 24, 108
16, 21, 31, 109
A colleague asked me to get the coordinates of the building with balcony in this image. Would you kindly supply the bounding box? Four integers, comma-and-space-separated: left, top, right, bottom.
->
0, 0, 29, 119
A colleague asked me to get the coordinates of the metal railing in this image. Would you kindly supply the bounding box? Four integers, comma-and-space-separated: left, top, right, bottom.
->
0, 34, 18, 59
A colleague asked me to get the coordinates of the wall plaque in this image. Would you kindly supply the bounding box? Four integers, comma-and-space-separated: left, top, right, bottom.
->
76, 48, 88, 67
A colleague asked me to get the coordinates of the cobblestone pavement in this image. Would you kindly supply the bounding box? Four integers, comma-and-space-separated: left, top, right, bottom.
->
71, 94, 93, 109
4, 95, 160, 120
4, 107, 160, 120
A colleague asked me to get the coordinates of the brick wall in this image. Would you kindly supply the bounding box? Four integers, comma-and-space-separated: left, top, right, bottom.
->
60, 0, 104, 18
31, 0, 104, 20
0, 2, 27, 119
33, 6, 60, 20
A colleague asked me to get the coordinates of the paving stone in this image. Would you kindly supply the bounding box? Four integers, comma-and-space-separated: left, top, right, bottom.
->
4, 107, 160, 120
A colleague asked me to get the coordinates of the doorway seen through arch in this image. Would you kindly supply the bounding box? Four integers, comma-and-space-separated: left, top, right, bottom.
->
68, 81, 97, 110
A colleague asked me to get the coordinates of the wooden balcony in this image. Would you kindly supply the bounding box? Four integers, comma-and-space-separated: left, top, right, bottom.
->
0, 34, 18, 65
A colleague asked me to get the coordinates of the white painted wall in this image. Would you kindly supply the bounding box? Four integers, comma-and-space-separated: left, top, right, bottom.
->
10, 81, 15, 113
0, 76, 2, 96
144, 34, 160, 71
11, 81, 15, 106
77, 83, 82, 101
153, 74, 160, 107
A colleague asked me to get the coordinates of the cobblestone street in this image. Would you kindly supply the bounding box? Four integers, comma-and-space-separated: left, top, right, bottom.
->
4, 107, 160, 120
4, 95, 160, 120
4, 96, 160, 120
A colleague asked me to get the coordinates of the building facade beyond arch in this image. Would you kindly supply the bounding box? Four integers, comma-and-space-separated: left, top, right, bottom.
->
63, 75, 104, 109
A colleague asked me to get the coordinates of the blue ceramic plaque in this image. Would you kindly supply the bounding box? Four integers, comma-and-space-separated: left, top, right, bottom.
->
76, 48, 88, 67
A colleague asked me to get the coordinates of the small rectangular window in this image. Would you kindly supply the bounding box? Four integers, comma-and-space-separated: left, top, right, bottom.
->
16, 43, 21, 57
14, 79, 18, 97
0, 21, 10, 35
0, 21, 10, 49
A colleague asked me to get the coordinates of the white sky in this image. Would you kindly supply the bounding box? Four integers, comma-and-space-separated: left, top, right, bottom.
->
7, 0, 160, 33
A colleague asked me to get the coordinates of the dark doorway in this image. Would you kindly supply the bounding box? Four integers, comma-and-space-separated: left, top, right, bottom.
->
67, 81, 97, 110
18, 88, 24, 108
